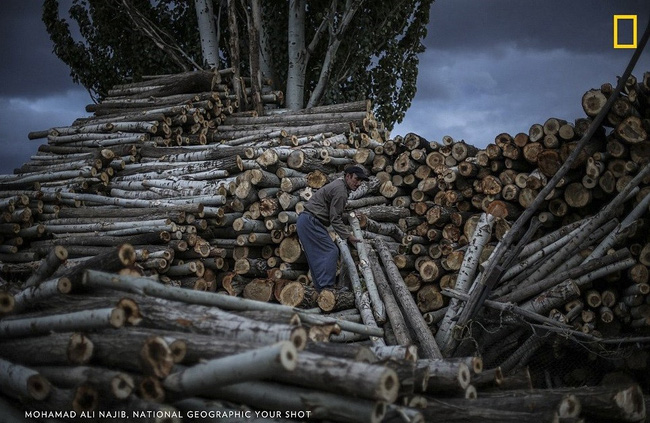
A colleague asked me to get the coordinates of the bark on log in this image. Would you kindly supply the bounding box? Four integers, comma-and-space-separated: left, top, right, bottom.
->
0, 357, 51, 401
0, 307, 125, 338
211, 380, 386, 423
163, 341, 297, 397
0, 332, 93, 366
375, 239, 442, 359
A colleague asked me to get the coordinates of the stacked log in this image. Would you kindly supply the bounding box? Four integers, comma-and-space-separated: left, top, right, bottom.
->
0, 68, 650, 421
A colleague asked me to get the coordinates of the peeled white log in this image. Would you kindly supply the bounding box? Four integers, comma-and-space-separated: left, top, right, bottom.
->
0, 357, 51, 401
0, 307, 125, 338
163, 341, 297, 396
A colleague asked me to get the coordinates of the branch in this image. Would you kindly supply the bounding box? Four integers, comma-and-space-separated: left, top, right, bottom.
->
306, 0, 364, 108
306, 0, 335, 57
121, 0, 201, 71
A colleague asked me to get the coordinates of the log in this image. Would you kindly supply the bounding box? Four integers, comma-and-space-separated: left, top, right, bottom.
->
23, 246, 68, 288
316, 288, 355, 313
0, 332, 93, 366
82, 270, 382, 338
367, 248, 414, 346
335, 236, 386, 347
375, 239, 442, 359
0, 357, 51, 401
277, 281, 318, 308
163, 341, 297, 397
417, 359, 471, 394
349, 212, 386, 324
212, 380, 386, 423
84, 332, 174, 378
273, 351, 399, 402
0, 307, 125, 338
34, 365, 134, 401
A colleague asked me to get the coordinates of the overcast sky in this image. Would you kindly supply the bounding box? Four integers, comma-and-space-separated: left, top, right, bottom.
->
1, 1, 649, 174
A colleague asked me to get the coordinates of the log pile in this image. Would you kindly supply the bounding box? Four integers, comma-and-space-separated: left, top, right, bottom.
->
0, 68, 649, 421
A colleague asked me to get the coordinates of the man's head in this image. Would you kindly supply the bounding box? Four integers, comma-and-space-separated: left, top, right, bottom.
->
344, 166, 368, 191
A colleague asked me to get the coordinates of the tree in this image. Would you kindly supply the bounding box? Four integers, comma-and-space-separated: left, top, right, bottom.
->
42, 0, 433, 129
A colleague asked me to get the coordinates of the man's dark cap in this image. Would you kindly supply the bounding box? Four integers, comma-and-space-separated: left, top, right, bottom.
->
345, 165, 369, 180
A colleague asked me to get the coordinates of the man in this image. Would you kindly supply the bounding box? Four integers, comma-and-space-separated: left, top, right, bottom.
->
296, 165, 369, 291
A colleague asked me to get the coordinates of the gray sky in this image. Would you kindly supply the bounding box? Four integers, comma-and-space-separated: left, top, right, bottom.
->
1, 1, 649, 174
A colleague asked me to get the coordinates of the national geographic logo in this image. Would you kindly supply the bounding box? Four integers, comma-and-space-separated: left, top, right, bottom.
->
613, 15, 637, 49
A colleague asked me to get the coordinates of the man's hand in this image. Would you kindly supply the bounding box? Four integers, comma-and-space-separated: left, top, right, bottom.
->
347, 235, 361, 244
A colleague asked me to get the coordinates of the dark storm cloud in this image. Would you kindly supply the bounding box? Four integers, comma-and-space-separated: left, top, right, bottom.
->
0, 0, 89, 174
393, 0, 650, 147
426, 0, 650, 53
0, 1, 76, 98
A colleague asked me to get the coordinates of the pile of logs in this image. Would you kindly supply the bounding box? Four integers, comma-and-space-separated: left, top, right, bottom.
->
0, 248, 646, 423
0, 67, 649, 421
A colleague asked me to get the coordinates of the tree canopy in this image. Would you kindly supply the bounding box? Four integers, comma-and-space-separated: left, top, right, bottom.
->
43, 0, 434, 129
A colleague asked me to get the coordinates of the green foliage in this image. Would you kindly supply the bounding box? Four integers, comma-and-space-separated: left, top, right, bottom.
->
43, 0, 433, 127
43, 0, 203, 100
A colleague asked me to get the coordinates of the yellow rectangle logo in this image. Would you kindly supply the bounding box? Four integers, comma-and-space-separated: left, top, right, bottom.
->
613, 15, 637, 49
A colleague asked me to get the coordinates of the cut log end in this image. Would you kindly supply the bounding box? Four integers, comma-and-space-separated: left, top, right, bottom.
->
372, 402, 387, 423
278, 281, 305, 307
0, 291, 15, 314
68, 333, 94, 364
54, 245, 68, 261
290, 326, 308, 351
117, 298, 142, 325
168, 339, 188, 363
278, 341, 299, 371
139, 376, 165, 402
27, 374, 51, 401
118, 243, 137, 266
458, 362, 471, 389
317, 289, 337, 312
464, 384, 477, 399
614, 384, 646, 422
558, 394, 582, 419
141, 336, 174, 378
379, 368, 400, 403
109, 308, 126, 328
111, 373, 135, 400
73, 383, 99, 413
57, 277, 72, 294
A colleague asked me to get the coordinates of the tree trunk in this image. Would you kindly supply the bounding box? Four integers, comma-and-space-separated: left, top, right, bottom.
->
194, 0, 219, 69
286, 0, 307, 109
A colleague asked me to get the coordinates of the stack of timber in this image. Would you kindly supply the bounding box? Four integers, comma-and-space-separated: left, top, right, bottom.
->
0, 68, 649, 421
